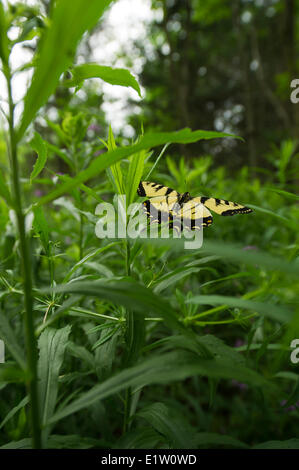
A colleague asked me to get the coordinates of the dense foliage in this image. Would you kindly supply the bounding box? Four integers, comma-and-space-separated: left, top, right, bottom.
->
0, 0, 298, 449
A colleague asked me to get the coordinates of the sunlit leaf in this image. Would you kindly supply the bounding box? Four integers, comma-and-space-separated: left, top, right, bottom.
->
64, 64, 141, 97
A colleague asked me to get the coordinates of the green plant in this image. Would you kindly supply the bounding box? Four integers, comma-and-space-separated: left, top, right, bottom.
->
0, 0, 298, 451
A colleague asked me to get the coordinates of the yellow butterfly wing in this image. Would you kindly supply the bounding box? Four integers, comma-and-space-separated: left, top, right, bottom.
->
179, 199, 213, 229
193, 196, 252, 216
137, 181, 180, 198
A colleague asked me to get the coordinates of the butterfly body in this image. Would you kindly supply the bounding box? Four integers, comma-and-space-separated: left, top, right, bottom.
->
137, 181, 252, 231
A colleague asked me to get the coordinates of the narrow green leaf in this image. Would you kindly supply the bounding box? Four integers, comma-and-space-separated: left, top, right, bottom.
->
33, 206, 49, 253
30, 132, 48, 182
194, 432, 248, 449
47, 349, 273, 426
200, 240, 299, 278
265, 187, 299, 201
65, 64, 141, 97
0, 396, 29, 431
152, 266, 201, 294
106, 125, 124, 195
0, 1, 9, 66
92, 326, 120, 351
46, 434, 101, 449
248, 203, 294, 228
51, 278, 185, 334
187, 294, 293, 324
126, 149, 146, 206
46, 142, 75, 170
35, 128, 241, 207
0, 171, 13, 206
253, 439, 299, 449
0, 438, 32, 449
0, 310, 26, 369
62, 242, 118, 283
17, 0, 113, 140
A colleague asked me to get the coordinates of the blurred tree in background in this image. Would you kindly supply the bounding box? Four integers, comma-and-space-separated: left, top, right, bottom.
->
129, 0, 299, 173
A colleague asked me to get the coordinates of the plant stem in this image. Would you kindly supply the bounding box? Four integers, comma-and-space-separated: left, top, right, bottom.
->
123, 240, 132, 434
5, 68, 42, 449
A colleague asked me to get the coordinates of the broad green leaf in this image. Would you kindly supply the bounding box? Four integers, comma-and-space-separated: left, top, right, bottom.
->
64, 64, 141, 97
187, 294, 293, 324
17, 0, 113, 140
47, 349, 273, 426
37, 325, 71, 443
30, 132, 48, 182
35, 128, 241, 207
137, 402, 193, 448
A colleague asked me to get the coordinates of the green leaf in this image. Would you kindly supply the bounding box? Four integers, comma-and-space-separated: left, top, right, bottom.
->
35, 128, 241, 207
0, 1, 9, 66
126, 149, 147, 206
116, 427, 163, 449
45, 142, 75, 170
0, 396, 29, 431
65, 64, 141, 97
17, 0, 113, 140
47, 349, 273, 426
137, 402, 193, 448
33, 206, 49, 253
200, 240, 299, 278
152, 266, 201, 294
265, 187, 299, 201
51, 278, 185, 334
62, 242, 118, 283
105, 125, 124, 195
37, 325, 71, 443
0, 171, 13, 207
46, 434, 101, 449
194, 432, 248, 449
253, 439, 299, 449
30, 132, 48, 182
187, 294, 294, 324
67, 342, 95, 370
0, 310, 26, 369
92, 326, 120, 351
248, 203, 295, 228
0, 438, 32, 449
